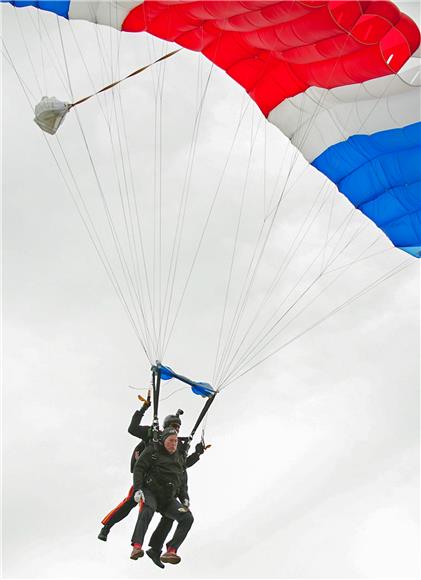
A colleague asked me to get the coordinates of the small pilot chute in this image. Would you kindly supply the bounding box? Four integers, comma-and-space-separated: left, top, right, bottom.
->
34, 96, 71, 135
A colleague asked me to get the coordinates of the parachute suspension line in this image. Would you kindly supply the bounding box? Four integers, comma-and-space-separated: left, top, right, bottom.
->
89, 14, 117, 117
1, 39, 36, 104
222, 230, 377, 385
213, 100, 311, 387
153, 48, 168, 359
214, 24, 393, 388
115, 84, 156, 351
69, 24, 157, 356
154, 35, 183, 360
220, 257, 413, 389
158, 32, 224, 357
55, 23, 154, 353
215, 179, 333, 388
154, 53, 168, 357
223, 226, 387, 388
70, 104, 156, 355
320, 188, 336, 273
56, 20, 156, 359
161, 95, 252, 360
0, 43, 146, 361
234, 207, 370, 382
30, 11, 71, 96
29, 8, 47, 93
2, 40, 153, 366
158, 52, 206, 356
2, 39, 144, 359
106, 67, 152, 350
219, 202, 367, 386
264, 136, 302, 221
324, 246, 393, 275
161, 63, 215, 346
158, 49, 210, 358
108, 81, 144, 318
222, 248, 404, 388
213, 112, 264, 387
291, 57, 399, 267
214, 87, 354, 388
158, 59, 216, 356
12, 7, 43, 96
53, 134, 153, 361
64, 23, 157, 359
78, 46, 152, 344
263, 121, 267, 219
318, 74, 400, 268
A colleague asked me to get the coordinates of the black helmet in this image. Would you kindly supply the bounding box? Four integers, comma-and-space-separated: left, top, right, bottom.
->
163, 414, 182, 429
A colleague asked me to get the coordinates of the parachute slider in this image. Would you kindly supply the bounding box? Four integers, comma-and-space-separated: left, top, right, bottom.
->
153, 363, 215, 398
33, 49, 181, 135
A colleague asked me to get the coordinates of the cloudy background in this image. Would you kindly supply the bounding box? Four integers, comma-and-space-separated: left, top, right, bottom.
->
2, 3, 420, 579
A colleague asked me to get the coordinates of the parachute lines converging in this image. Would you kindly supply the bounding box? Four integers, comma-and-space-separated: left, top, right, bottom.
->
2, 1, 420, 427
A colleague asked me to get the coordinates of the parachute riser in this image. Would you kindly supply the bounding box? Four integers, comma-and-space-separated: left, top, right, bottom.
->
188, 393, 217, 449
151, 362, 162, 444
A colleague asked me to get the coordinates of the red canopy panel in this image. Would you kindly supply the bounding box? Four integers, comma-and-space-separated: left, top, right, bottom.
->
122, 0, 421, 115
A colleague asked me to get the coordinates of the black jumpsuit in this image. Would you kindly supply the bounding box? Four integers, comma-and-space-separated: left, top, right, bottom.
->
101, 406, 200, 550
131, 445, 194, 550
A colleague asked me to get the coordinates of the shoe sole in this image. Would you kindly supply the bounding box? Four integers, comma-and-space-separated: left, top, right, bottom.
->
98, 535, 107, 542
130, 550, 144, 560
160, 555, 181, 564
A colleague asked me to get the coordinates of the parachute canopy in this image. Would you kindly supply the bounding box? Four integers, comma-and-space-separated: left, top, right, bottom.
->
5, 0, 421, 257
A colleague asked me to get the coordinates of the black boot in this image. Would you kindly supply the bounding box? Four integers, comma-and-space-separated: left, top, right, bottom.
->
98, 526, 111, 541
146, 548, 165, 569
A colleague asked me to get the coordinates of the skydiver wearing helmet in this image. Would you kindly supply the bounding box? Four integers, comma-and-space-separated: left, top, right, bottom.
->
130, 427, 194, 565
97, 400, 206, 563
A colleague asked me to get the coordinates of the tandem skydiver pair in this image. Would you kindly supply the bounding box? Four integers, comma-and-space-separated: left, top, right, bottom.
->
98, 364, 215, 566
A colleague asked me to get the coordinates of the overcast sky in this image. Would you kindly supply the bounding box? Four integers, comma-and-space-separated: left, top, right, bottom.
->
2, 3, 420, 579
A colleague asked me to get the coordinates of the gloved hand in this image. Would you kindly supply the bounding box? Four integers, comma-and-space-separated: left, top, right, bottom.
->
178, 498, 190, 512
138, 389, 151, 409
134, 489, 145, 504
195, 441, 211, 455
195, 442, 205, 455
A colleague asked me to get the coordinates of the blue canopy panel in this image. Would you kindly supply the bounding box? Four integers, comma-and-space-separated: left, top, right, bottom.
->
5, 1, 70, 17
158, 365, 215, 398
312, 123, 421, 258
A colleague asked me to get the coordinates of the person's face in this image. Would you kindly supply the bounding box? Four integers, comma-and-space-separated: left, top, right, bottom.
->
164, 434, 178, 454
